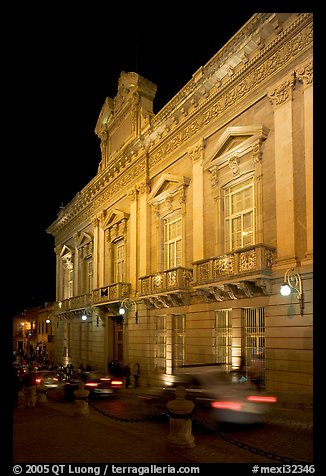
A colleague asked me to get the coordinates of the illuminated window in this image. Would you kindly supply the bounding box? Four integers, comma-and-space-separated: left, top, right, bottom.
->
215, 309, 232, 371
173, 315, 185, 371
224, 177, 255, 252
156, 316, 166, 372
164, 216, 182, 269
113, 239, 125, 282
84, 258, 93, 293
243, 307, 265, 388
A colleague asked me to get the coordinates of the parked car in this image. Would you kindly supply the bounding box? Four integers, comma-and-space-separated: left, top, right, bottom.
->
63, 371, 124, 400
138, 365, 277, 425
34, 370, 61, 389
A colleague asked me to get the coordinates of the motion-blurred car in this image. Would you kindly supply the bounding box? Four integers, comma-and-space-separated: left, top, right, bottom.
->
34, 370, 61, 389
138, 365, 277, 425
63, 371, 124, 399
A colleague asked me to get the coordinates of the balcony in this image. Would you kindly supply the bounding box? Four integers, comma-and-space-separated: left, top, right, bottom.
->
139, 267, 193, 308
53, 293, 92, 319
92, 282, 131, 306
192, 243, 276, 301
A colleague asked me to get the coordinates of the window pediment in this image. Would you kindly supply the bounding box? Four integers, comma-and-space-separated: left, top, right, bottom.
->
148, 174, 190, 206
103, 209, 130, 231
76, 232, 93, 249
204, 125, 269, 170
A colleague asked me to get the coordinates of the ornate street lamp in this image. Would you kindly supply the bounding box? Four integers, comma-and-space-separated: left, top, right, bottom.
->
280, 268, 304, 316
118, 298, 138, 324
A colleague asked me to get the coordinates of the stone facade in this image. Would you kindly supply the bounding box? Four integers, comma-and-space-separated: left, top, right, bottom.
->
47, 13, 313, 394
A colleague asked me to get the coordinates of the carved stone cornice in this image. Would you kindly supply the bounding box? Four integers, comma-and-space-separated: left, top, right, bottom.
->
148, 17, 312, 169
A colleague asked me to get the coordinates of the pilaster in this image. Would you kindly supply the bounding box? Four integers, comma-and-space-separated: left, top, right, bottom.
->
189, 140, 205, 262
267, 73, 297, 267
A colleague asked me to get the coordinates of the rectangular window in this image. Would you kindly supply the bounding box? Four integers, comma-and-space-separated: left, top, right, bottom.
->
156, 316, 166, 372
215, 310, 232, 371
173, 315, 185, 371
114, 240, 125, 282
242, 307, 265, 388
65, 267, 73, 299
85, 258, 93, 293
164, 216, 182, 269
224, 177, 255, 252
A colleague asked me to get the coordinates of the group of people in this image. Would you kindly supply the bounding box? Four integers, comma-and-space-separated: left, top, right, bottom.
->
12, 366, 37, 408
109, 360, 140, 388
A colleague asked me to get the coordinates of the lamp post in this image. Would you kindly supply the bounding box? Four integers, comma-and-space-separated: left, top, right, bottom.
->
280, 268, 304, 316
118, 298, 138, 324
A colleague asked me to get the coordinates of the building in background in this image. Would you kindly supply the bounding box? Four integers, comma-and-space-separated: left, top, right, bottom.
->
12, 303, 55, 367
46, 13, 313, 394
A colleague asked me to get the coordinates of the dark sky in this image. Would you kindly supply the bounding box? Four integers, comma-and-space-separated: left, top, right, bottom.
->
8, 4, 313, 316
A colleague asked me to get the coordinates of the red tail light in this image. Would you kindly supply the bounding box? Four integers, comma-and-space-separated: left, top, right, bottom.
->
247, 395, 277, 403
100, 378, 111, 381
211, 401, 243, 411
85, 382, 99, 388
111, 379, 124, 387
35, 378, 42, 384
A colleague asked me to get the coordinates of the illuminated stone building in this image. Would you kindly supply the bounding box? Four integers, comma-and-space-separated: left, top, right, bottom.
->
47, 13, 313, 394
12, 304, 55, 365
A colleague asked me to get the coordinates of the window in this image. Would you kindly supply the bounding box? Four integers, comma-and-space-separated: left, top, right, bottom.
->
242, 307, 265, 388
85, 258, 93, 293
164, 216, 182, 269
215, 310, 232, 371
173, 315, 185, 371
224, 177, 255, 252
113, 239, 125, 282
156, 316, 166, 372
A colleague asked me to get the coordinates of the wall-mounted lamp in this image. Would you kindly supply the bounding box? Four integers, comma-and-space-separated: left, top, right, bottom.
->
45, 319, 51, 324
280, 268, 304, 316
119, 298, 138, 324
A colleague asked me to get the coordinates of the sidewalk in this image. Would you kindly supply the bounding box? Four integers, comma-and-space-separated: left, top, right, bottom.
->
12, 387, 313, 465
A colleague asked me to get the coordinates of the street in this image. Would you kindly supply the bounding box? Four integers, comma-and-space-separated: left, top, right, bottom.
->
12, 387, 313, 465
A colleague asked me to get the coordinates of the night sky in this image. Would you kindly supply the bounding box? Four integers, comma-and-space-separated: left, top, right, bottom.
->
7, 4, 313, 316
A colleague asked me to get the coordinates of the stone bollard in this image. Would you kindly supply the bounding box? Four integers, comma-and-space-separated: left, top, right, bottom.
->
37, 384, 48, 403
73, 381, 90, 416
166, 385, 195, 448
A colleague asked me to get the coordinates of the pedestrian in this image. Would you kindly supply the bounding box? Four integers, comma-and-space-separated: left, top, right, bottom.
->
248, 354, 263, 390
124, 363, 131, 388
22, 367, 37, 408
133, 362, 140, 388
12, 367, 21, 408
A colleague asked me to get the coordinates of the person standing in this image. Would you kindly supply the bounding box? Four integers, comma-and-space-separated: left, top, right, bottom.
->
22, 367, 37, 408
124, 363, 131, 388
133, 362, 140, 388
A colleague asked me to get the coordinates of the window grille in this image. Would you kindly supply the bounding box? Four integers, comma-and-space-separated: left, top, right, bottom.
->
156, 316, 166, 372
215, 309, 232, 371
173, 315, 185, 371
242, 307, 265, 388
